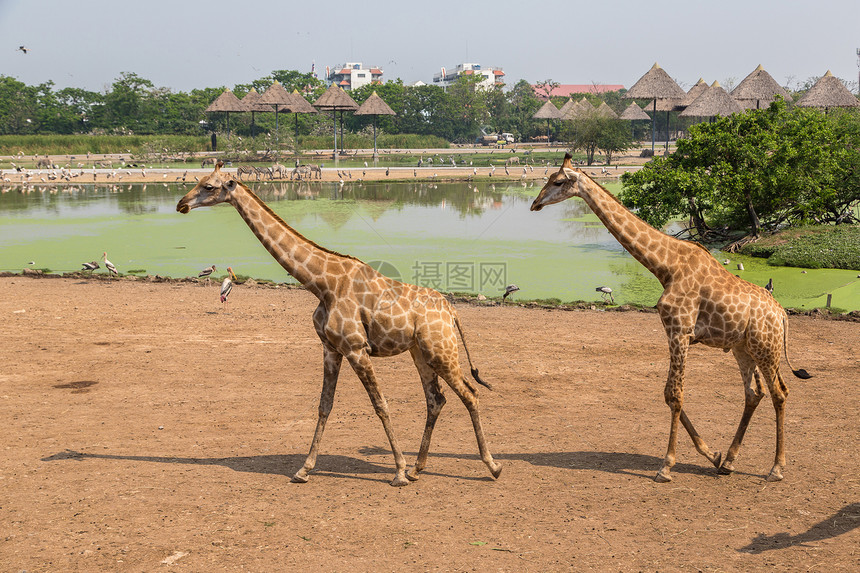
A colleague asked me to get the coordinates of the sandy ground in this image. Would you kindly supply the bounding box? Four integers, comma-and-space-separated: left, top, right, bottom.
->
1, 275, 858, 571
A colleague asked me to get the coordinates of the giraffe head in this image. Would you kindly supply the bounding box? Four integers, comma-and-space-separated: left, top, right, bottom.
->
176, 162, 239, 214
530, 153, 584, 211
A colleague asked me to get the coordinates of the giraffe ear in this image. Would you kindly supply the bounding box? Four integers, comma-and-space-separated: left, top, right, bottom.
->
561, 167, 578, 180
223, 179, 237, 192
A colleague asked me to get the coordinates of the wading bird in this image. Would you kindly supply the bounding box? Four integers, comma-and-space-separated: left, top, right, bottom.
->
502, 284, 520, 302
102, 252, 117, 277
198, 264, 217, 284
81, 261, 99, 271
765, 278, 773, 295
596, 286, 614, 303
220, 267, 237, 308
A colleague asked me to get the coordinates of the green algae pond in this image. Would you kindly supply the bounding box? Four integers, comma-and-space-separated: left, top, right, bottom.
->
1, 180, 858, 311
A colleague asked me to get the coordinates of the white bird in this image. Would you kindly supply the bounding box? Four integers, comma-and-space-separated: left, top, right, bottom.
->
81, 261, 99, 271
220, 267, 238, 308
102, 252, 117, 276
502, 284, 520, 302
596, 286, 614, 303
198, 264, 217, 284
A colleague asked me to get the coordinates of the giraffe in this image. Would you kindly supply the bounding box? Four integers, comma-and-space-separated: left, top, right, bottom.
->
176, 163, 501, 486
530, 153, 811, 483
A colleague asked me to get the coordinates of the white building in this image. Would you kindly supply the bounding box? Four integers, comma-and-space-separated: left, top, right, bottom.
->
325, 62, 383, 91
432, 63, 505, 90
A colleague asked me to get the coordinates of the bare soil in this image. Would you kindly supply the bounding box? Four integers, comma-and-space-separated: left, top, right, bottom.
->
1, 276, 858, 571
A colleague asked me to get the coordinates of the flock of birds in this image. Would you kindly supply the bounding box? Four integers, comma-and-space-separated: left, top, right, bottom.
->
78, 254, 238, 308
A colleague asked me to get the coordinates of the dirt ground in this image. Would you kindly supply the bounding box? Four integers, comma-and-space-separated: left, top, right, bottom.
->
1, 276, 858, 571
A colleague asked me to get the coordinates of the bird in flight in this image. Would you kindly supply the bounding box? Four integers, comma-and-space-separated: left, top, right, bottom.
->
18, 46, 28, 54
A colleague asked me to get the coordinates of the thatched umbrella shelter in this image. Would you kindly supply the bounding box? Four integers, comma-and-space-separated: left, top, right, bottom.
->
595, 101, 619, 119
285, 89, 318, 148
679, 81, 743, 120
240, 88, 270, 137
620, 101, 651, 139
624, 63, 686, 152
796, 70, 860, 111
258, 81, 295, 149
680, 78, 709, 108
532, 100, 563, 141
205, 89, 247, 136
354, 91, 397, 158
558, 98, 577, 119
563, 97, 594, 120
731, 65, 791, 110
314, 84, 359, 156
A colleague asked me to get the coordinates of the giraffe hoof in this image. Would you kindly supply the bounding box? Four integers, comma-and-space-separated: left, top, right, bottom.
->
489, 462, 502, 479
711, 451, 723, 469
654, 468, 673, 483
718, 462, 734, 475
406, 468, 420, 481
390, 475, 410, 487
766, 468, 784, 482
291, 471, 310, 484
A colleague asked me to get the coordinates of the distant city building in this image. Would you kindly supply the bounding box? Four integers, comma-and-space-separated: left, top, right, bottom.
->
325, 62, 383, 90
532, 84, 626, 99
433, 63, 505, 90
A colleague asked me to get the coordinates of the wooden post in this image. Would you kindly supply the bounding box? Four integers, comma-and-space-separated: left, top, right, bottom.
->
826, 294, 832, 308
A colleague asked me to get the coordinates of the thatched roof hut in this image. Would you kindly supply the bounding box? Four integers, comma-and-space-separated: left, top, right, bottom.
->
563, 97, 594, 120
625, 63, 686, 151
679, 81, 743, 118
595, 101, 619, 119
731, 65, 791, 110
258, 81, 294, 109
354, 91, 396, 116
625, 62, 686, 102
355, 92, 396, 156
680, 79, 709, 108
314, 84, 359, 110
796, 71, 860, 109
558, 98, 577, 118
205, 89, 247, 113
287, 90, 318, 114
532, 100, 563, 120
619, 102, 651, 120
240, 88, 270, 113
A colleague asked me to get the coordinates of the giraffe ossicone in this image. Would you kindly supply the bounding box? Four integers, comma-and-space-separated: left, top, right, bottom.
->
532, 153, 811, 483
177, 163, 501, 486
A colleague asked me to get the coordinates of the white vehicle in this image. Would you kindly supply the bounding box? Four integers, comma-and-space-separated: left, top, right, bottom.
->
501, 132, 515, 144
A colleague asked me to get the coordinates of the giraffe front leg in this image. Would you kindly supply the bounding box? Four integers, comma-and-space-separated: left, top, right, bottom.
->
349, 351, 410, 487
292, 348, 342, 484
656, 336, 688, 483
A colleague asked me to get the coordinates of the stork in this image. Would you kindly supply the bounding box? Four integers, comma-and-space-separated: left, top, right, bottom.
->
102, 252, 117, 277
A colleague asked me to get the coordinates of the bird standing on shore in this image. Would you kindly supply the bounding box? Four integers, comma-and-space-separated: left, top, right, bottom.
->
198, 264, 217, 285
220, 267, 238, 308
765, 278, 774, 295
596, 286, 614, 303
502, 284, 520, 302
81, 261, 99, 271
102, 252, 117, 277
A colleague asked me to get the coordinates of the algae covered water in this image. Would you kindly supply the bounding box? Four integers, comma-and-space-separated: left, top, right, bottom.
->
0, 181, 857, 310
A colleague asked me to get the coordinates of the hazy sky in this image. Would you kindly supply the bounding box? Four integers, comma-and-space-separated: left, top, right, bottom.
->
1, 0, 858, 94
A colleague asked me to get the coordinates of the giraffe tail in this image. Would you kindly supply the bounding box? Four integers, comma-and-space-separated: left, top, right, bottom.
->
783, 315, 812, 380
453, 313, 493, 391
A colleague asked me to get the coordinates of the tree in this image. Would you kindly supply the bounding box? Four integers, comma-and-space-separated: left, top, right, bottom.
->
621, 99, 860, 243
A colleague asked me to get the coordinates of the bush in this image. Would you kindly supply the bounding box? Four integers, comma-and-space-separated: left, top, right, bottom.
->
740, 225, 860, 269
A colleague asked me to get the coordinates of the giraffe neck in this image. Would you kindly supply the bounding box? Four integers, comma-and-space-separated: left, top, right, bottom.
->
229, 184, 346, 299
576, 176, 678, 285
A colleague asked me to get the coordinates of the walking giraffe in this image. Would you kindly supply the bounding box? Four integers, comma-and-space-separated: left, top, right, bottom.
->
177, 163, 501, 486
531, 153, 811, 483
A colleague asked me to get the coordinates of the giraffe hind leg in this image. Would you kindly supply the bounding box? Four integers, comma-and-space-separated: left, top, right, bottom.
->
718, 348, 765, 476
406, 347, 447, 481
430, 357, 501, 480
